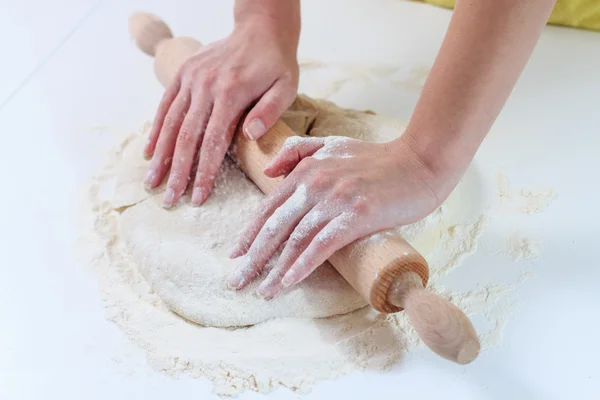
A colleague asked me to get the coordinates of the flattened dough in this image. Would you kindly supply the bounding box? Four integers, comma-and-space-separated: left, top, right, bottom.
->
112, 95, 434, 327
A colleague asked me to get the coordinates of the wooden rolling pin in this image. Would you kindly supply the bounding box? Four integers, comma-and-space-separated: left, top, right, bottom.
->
128, 12, 480, 364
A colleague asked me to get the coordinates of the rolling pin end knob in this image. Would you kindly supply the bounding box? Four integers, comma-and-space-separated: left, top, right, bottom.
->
456, 337, 480, 365
128, 12, 174, 56
388, 272, 480, 364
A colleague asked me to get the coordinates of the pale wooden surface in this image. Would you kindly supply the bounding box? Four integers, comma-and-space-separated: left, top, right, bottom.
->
128, 11, 480, 364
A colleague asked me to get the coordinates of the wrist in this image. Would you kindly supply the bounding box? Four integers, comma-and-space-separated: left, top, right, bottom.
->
234, 1, 300, 46
394, 129, 468, 203
233, 15, 300, 58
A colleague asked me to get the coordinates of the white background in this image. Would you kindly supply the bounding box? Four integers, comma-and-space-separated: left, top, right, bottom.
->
0, 0, 599, 399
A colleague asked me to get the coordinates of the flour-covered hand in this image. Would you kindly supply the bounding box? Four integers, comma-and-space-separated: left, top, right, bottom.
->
143, 14, 299, 208
227, 135, 444, 299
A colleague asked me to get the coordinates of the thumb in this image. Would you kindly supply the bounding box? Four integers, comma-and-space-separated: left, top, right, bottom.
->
264, 136, 325, 178
243, 77, 297, 141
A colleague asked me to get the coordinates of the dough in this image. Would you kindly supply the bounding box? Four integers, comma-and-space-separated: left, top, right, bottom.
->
113, 95, 437, 327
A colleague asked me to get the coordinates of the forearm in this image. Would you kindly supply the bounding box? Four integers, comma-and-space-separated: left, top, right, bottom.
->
234, 0, 301, 46
405, 0, 556, 199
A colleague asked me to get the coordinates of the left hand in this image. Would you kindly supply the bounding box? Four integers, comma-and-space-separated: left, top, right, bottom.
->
227, 134, 443, 299
143, 17, 299, 208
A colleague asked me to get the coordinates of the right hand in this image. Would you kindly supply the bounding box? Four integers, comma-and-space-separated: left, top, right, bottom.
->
144, 18, 299, 208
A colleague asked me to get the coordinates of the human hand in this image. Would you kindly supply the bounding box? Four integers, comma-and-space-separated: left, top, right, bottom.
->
143, 18, 299, 208
227, 135, 444, 299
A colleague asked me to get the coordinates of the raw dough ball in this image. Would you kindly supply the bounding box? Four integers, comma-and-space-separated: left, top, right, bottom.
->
113, 95, 440, 327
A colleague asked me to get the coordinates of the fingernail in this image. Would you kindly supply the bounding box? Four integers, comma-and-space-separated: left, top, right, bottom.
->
257, 282, 279, 300
227, 273, 243, 290
281, 274, 294, 288
229, 244, 242, 259
244, 119, 265, 141
257, 287, 271, 300
282, 266, 303, 287
162, 188, 175, 208
144, 169, 156, 189
256, 285, 267, 298
191, 187, 203, 206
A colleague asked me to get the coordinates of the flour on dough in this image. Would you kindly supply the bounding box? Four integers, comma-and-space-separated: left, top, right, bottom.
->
111, 95, 442, 327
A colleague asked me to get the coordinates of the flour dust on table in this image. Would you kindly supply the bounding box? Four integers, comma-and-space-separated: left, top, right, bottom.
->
80, 95, 522, 395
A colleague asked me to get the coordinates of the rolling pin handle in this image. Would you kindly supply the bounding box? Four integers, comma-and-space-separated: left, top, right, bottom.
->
388, 272, 480, 365
128, 12, 174, 56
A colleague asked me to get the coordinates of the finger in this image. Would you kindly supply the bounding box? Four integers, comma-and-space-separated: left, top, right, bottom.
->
263, 136, 325, 178
243, 77, 297, 141
258, 207, 331, 299
228, 179, 297, 259
256, 260, 287, 300
281, 213, 361, 287
144, 90, 191, 190
190, 101, 243, 206
162, 99, 212, 208
227, 185, 312, 290
145, 80, 181, 158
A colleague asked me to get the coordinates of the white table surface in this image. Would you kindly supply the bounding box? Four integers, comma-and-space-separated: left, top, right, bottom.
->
1, 0, 599, 399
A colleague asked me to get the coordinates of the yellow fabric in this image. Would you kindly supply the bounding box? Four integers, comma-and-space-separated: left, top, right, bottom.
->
420, 0, 600, 32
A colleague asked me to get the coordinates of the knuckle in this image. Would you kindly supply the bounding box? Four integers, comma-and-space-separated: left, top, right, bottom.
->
332, 186, 349, 200
287, 231, 305, 248
168, 174, 185, 190
203, 67, 219, 84
195, 68, 217, 91
307, 170, 331, 189
258, 200, 275, 219
218, 70, 247, 104
203, 133, 221, 150
163, 115, 177, 130
351, 197, 370, 215
280, 70, 294, 83
281, 136, 305, 154
261, 224, 278, 241
280, 70, 299, 88
180, 58, 196, 73
283, 136, 302, 147
297, 157, 317, 173
161, 156, 173, 168
225, 68, 243, 84
194, 171, 206, 185
260, 99, 279, 117
220, 85, 243, 105
177, 128, 195, 146
316, 229, 335, 246
333, 178, 361, 199
198, 77, 213, 92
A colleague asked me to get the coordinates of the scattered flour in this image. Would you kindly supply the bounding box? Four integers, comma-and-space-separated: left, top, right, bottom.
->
298, 59, 420, 99
81, 174, 502, 395
79, 130, 524, 396
504, 233, 543, 262
497, 172, 556, 214
78, 84, 543, 395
